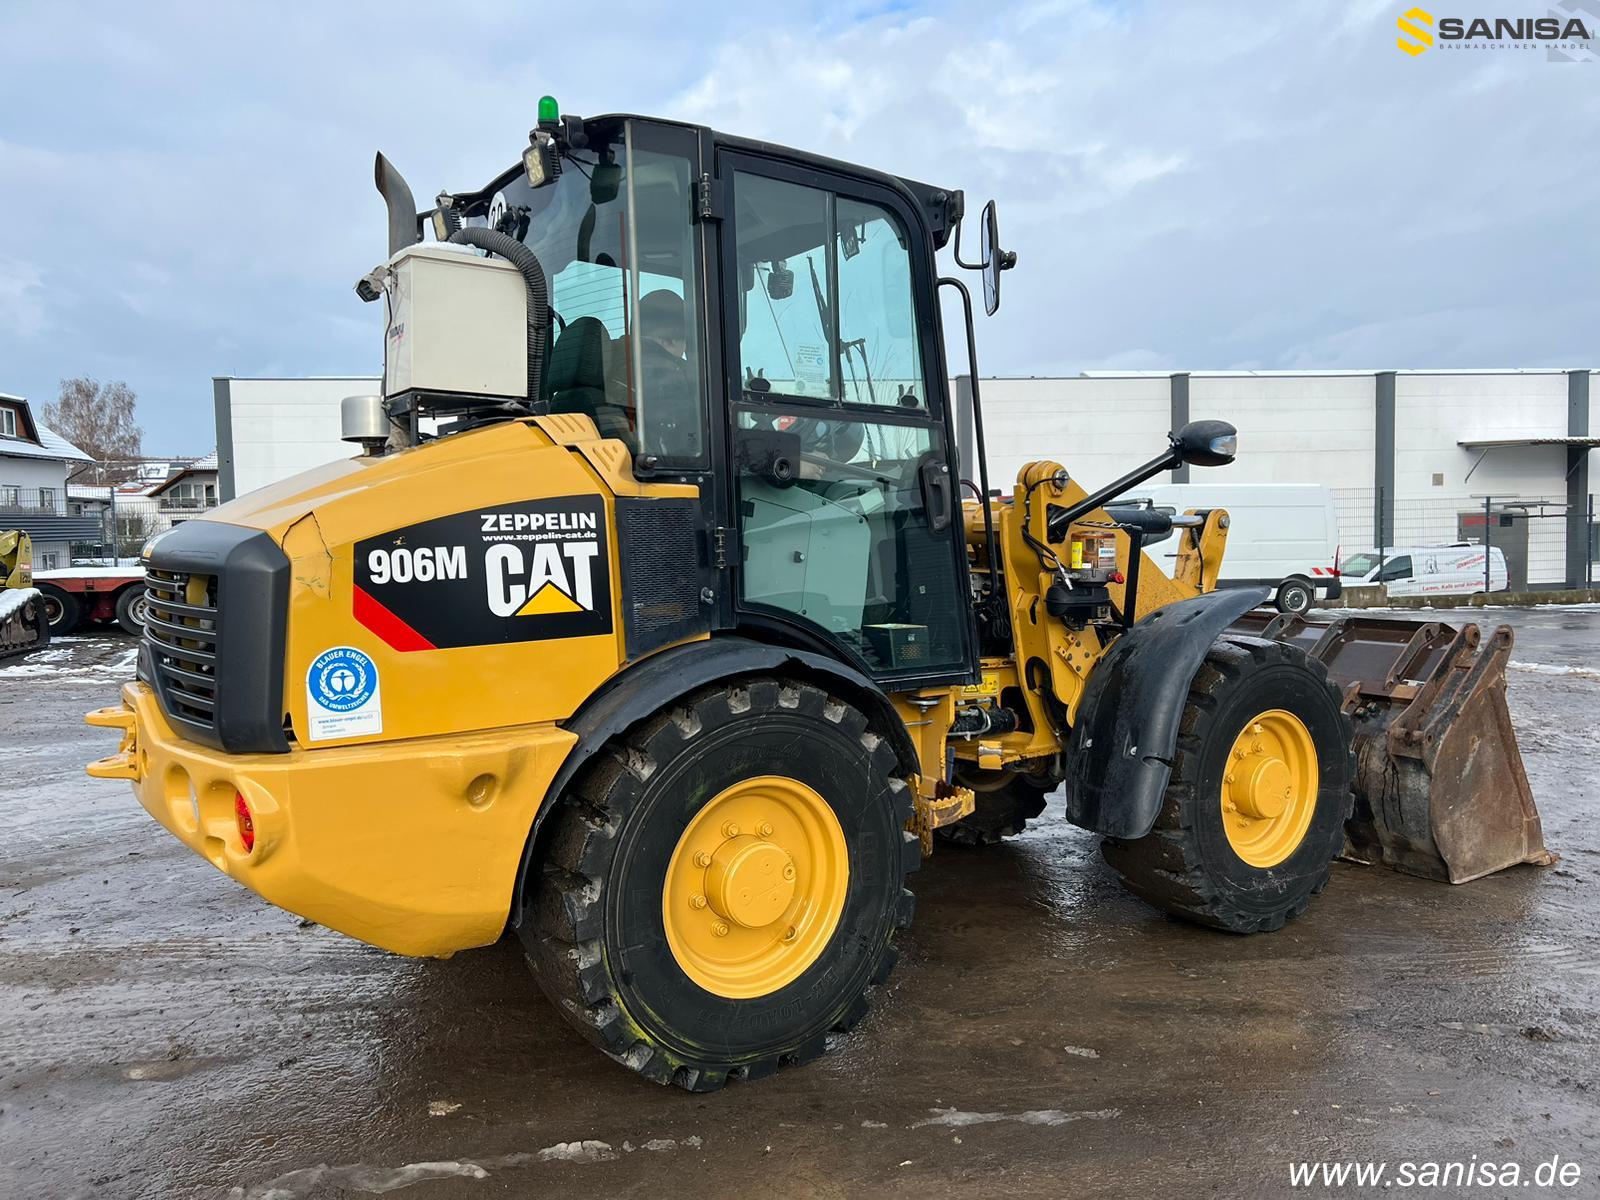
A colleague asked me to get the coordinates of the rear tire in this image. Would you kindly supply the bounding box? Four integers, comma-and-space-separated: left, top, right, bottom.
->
1101, 636, 1353, 933
1274, 578, 1314, 615
114, 585, 147, 636
38, 585, 80, 634
521, 677, 919, 1090
938, 765, 1054, 846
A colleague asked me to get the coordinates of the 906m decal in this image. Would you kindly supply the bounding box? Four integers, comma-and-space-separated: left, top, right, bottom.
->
353, 496, 612, 651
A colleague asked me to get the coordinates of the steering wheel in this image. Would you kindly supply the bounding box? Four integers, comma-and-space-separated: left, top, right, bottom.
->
782, 415, 865, 464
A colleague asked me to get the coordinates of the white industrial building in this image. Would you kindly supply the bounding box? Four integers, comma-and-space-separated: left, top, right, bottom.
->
961, 369, 1597, 589
216, 369, 1598, 591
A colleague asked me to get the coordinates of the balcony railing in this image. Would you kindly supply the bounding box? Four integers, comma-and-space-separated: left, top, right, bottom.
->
0, 498, 112, 541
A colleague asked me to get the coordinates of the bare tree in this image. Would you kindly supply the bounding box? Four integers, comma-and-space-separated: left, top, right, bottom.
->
44, 377, 144, 481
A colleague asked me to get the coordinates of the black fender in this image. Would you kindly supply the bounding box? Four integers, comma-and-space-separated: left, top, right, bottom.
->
508, 635, 918, 926
1063, 588, 1271, 839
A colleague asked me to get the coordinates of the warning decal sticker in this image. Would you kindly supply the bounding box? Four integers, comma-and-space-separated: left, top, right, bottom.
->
353, 495, 612, 651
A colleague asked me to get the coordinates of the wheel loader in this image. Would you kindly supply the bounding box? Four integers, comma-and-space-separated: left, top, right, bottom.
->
87, 102, 1549, 1090
1, 530, 50, 661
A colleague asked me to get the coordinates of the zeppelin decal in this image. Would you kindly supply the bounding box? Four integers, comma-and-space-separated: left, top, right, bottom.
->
353, 495, 612, 651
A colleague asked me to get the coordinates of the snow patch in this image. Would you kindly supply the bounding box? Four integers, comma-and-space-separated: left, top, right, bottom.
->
536, 1140, 616, 1163
1510, 660, 1600, 680
912, 1106, 1121, 1128
0, 587, 40, 621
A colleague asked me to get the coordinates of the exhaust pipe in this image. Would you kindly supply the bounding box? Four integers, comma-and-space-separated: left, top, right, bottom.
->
374, 152, 422, 257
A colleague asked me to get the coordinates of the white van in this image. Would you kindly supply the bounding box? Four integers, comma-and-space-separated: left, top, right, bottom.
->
1137, 484, 1342, 615
1339, 544, 1509, 598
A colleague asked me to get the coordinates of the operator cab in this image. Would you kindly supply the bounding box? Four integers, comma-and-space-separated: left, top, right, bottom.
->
381, 107, 991, 688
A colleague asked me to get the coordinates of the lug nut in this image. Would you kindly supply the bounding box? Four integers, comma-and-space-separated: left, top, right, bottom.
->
722, 821, 740, 838
711, 921, 729, 937
693, 851, 712, 868
689, 894, 707, 910
757, 821, 773, 838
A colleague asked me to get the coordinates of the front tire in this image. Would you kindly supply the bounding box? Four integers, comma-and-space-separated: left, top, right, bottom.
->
1101, 636, 1353, 933
521, 677, 919, 1090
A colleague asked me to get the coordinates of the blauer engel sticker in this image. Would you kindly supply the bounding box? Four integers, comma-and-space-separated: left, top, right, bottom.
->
305, 646, 382, 741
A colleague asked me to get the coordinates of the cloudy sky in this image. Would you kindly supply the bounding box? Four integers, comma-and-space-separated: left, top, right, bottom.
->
1, 0, 1596, 455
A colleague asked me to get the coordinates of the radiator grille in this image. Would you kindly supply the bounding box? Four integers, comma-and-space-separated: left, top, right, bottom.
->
616, 498, 707, 658
143, 568, 219, 730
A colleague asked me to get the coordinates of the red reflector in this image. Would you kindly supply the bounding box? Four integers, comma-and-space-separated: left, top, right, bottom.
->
235, 792, 255, 853
1110, 570, 1126, 584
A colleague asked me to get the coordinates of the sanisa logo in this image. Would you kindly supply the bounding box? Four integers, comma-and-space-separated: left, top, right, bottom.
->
1397, 6, 1596, 56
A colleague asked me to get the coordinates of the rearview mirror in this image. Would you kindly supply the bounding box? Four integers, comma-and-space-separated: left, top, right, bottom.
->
980, 200, 1017, 316
1172, 419, 1238, 467
766, 260, 793, 300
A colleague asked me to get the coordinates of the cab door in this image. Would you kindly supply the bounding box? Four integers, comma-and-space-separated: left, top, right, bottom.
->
716, 152, 975, 687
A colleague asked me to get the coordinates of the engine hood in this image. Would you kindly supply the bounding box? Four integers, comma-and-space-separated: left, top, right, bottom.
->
195, 419, 568, 548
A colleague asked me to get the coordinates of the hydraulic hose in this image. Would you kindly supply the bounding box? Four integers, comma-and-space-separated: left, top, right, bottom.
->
446, 226, 550, 411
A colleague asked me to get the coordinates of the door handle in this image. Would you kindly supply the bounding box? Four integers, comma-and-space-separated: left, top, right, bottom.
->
920, 459, 953, 532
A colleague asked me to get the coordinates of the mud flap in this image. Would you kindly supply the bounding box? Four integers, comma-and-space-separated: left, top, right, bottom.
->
1063, 588, 1271, 838
1228, 612, 1554, 883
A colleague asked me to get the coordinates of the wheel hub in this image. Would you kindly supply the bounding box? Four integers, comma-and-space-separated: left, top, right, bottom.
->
1221, 710, 1319, 868
1230, 754, 1293, 820
662, 775, 849, 999
705, 834, 797, 928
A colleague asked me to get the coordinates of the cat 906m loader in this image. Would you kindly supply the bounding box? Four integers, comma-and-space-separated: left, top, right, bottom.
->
88, 101, 1548, 1090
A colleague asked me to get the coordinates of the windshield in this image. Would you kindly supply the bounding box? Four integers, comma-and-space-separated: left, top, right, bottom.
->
463, 121, 704, 463
1340, 553, 1379, 575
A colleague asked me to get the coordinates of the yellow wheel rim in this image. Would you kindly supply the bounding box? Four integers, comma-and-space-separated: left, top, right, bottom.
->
1220, 709, 1318, 868
662, 775, 849, 999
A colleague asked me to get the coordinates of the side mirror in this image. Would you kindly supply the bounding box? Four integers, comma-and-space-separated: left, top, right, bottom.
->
590, 159, 621, 205
980, 200, 1018, 316
1172, 419, 1238, 467
766, 260, 794, 301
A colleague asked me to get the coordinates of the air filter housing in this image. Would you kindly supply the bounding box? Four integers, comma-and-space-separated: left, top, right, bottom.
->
382, 244, 528, 402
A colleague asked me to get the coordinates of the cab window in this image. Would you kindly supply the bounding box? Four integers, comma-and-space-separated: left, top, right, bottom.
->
734, 174, 926, 410
728, 167, 966, 681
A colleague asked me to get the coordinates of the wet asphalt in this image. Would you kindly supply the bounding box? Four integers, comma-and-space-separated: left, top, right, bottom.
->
1, 608, 1597, 1199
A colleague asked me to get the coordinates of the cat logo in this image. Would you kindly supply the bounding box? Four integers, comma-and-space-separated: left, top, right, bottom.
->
486, 541, 600, 617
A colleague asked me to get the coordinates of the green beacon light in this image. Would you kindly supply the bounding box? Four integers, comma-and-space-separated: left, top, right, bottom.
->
538, 95, 560, 127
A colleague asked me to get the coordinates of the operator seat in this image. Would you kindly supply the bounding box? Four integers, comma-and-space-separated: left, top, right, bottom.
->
547, 317, 633, 443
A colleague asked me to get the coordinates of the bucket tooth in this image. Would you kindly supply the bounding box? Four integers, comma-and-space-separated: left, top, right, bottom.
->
1229, 612, 1553, 883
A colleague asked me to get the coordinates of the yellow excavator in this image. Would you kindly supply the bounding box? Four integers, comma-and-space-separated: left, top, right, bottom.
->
88, 102, 1549, 1090
1, 530, 50, 661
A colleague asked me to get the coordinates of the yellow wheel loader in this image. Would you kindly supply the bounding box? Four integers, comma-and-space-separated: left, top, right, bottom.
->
1, 530, 50, 661
88, 102, 1549, 1089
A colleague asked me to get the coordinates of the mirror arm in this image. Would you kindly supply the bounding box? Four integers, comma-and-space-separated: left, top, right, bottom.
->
950, 215, 986, 272
1045, 445, 1184, 542
938, 275, 1001, 586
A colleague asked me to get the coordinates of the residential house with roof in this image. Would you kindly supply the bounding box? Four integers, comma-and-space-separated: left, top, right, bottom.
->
148, 450, 219, 521
0, 392, 105, 569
